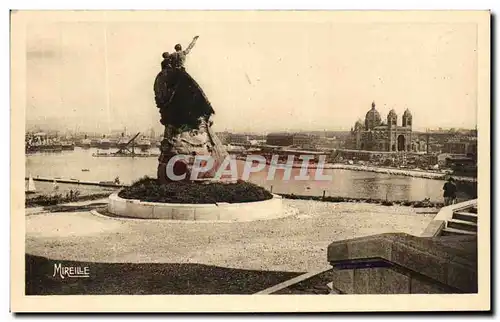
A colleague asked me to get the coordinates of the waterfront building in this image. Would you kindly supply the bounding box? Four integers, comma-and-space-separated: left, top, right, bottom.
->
316, 137, 345, 150
227, 133, 250, 145
443, 137, 477, 156
347, 101, 413, 152
266, 132, 319, 149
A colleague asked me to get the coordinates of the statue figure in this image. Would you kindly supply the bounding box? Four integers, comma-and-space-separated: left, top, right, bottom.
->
154, 36, 228, 182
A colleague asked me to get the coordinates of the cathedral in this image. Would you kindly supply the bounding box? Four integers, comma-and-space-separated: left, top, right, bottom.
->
347, 101, 413, 152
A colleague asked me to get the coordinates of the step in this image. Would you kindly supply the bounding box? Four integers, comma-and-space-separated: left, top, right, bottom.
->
447, 219, 477, 232
453, 211, 477, 223
441, 227, 477, 236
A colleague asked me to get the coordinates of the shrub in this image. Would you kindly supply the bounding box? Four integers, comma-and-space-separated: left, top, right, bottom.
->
118, 177, 273, 204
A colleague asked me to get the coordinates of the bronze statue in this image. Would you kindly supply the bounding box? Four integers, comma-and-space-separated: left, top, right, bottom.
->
154, 36, 227, 182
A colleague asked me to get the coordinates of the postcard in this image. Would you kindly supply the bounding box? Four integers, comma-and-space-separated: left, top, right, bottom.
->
11, 10, 490, 312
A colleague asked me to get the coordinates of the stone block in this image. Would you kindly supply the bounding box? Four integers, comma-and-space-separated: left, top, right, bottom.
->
329, 269, 354, 294
377, 267, 410, 294
126, 201, 154, 219
420, 220, 446, 237
390, 240, 448, 286
410, 276, 448, 294
327, 243, 349, 263
353, 268, 370, 293
152, 205, 173, 219
367, 267, 383, 293
348, 238, 392, 260
447, 261, 478, 293
108, 193, 127, 215
194, 206, 220, 221
172, 207, 195, 220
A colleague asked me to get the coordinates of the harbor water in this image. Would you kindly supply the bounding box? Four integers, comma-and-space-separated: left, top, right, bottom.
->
26, 147, 468, 202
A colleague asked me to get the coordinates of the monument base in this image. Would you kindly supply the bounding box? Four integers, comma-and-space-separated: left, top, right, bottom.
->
107, 191, 285, 222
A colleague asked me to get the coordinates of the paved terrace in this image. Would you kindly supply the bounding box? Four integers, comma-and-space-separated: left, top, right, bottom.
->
26, 200, 435, 272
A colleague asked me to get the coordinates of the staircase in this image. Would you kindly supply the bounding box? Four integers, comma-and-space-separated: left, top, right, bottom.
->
441, 204, 477, 236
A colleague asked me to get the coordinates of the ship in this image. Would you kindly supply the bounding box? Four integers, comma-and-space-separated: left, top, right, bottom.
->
26, 141, 63, 153
117, 136, 130, 149
79, 138, 92, 149
90, 139, 101, 148
61, 141, 75, 151
92, 150, 159, 158
97, 138, 111, 149
92, 132, 159, 158
136, 137, 151, 151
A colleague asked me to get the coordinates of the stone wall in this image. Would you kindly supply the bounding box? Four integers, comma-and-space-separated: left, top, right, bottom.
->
327, 233, 477, 294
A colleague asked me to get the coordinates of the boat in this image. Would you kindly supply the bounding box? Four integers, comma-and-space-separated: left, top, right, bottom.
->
136, 138, 151, 151
92, 151, 160, 158
117, 137, 130, 149
61, 141, 75, 151
81, 168, 90, 172
97, 138, 111, 149
90, 139, 101, 148
80, 138, 92, 149
25, 175, 36, 194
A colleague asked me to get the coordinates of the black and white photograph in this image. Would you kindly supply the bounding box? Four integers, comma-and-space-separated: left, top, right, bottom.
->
10, 10, 490, 312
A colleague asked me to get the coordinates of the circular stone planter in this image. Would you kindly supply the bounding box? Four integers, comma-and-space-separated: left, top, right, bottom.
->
107, 191, 284, 222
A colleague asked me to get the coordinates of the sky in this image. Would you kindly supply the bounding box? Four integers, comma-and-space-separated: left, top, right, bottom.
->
25, 16, 478, 134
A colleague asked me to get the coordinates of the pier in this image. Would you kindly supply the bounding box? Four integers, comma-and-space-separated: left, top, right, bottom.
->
26, 176, 127, 188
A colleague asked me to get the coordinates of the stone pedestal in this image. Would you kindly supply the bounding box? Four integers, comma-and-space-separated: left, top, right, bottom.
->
157, 118, 228, 183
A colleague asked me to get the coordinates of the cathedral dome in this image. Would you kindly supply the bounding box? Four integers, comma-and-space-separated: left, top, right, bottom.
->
364, 101, 381, 130
403, 109, 412, 117
354, 119, 363, 130
388, 109, 397, 118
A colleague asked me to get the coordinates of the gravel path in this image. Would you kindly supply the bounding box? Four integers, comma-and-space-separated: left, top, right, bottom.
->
26, 200, 435, 273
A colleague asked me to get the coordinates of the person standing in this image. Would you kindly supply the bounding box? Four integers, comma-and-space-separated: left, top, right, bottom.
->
443, 177, 457, 206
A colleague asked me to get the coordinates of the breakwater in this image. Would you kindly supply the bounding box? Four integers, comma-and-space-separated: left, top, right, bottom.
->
26, 176, 127, 188
326, 164, 477, 183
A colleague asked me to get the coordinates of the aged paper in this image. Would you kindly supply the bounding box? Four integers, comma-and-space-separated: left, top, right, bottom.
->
11, 10, 490, 312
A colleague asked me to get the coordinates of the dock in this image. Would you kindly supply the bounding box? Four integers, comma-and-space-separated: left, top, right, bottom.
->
25, 176, 128, 188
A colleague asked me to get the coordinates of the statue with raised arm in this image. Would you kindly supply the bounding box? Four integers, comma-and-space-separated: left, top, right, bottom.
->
153, 36, 228, 183
169, 35, 198, 70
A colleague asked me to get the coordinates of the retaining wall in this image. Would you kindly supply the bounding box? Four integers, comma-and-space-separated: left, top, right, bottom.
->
107, 192, 284, 221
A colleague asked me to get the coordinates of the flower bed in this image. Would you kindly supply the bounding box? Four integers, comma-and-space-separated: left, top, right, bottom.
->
278, 193, 445, 208
25, 192, 113, 208
118, 177, 273, 204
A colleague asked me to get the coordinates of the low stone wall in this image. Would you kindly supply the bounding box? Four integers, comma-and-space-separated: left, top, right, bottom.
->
107, 192, 284, 222
327, 233, 477, 294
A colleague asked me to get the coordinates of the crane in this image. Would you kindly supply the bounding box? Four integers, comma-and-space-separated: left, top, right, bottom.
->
115, 132, 141, 155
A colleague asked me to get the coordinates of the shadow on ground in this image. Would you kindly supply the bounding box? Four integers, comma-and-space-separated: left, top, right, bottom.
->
25, 254, 302, 295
